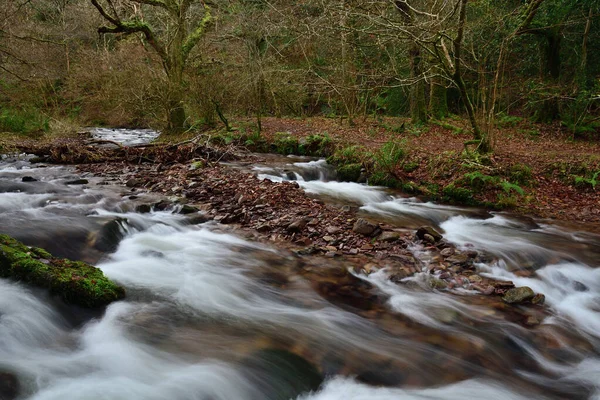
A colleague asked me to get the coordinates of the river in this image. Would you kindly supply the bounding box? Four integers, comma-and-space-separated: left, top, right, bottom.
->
0, 129, 599, 399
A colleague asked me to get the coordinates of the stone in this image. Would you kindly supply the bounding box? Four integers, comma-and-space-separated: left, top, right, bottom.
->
416, 226, 443, 242
326, 226, 341, 234
446, 254, 470, 265
502, 286, 536, 304
65, 179, 89, 185
440, 248, 455, 257
423, 234, 436, 244
135, 204, 152, 214
21, 176, 37, 182
531, 293, 546, 305
353, 218, 377, 236
465, 250, 478, 259
94, 218, 127, 252
126, 178, 140, 188
256, 224, 272, 233
0, 371, 19, 400
378, 231, 401, 242
323, 236, 335, 242
525, 315, 540, 326
186, 214, 211, 225
468, 274, 483, 283
0, 234, 124, 308
287, 219, 308, 233
572, 281, 589, 292
178, 204, 199, 215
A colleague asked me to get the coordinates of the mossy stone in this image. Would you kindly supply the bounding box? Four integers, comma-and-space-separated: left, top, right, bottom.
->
336, 163, 362, 182
0, 234, 125, 308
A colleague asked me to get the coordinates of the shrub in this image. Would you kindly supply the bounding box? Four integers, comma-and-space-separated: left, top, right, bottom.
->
0, 107, 50, 134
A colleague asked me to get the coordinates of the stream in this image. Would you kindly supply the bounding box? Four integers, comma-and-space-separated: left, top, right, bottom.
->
1, 129, 599, 399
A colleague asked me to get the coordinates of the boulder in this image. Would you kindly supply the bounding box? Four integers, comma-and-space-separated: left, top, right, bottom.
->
94, 218, 127, 253
0, 371, 19, 400
21, 176, 37, 182
353, 218, 377, 236
502, 286, 536, 304
65, 179, 89, 185
177, 204, 199, 215
378, 231, 401, 242
416, 226, 443, 242
0, 234, 125, 308
135, 204, 152, 214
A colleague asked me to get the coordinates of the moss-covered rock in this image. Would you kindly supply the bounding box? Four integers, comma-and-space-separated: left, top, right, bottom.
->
336, 163, 362, 182
0, 234, 125, 308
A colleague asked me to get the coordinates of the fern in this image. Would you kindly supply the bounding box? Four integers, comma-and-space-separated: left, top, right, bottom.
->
500, 180, 525, 196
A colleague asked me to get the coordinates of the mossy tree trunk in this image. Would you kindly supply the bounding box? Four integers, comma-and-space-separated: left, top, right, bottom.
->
429, 79, 448, 119
90, 0, 211, 134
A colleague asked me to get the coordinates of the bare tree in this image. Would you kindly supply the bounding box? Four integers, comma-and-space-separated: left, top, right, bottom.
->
89, 0, 211, 133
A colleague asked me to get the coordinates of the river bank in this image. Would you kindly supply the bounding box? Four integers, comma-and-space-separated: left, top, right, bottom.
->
1, 128, 600, 399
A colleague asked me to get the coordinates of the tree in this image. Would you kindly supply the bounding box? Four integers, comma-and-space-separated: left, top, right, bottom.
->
89, 0, 212, 133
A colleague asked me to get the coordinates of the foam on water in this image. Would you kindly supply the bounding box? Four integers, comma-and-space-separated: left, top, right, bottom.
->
298, 377, 541, 400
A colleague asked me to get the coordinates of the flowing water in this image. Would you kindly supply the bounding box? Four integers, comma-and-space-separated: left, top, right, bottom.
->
1, 132, 599, 399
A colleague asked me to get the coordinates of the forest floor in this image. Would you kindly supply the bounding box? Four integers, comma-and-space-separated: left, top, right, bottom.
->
250, 116, 600, 226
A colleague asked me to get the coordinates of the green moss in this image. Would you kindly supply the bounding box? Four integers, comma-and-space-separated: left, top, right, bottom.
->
336, 163, 362, 182
507, 164, 533, 186
368, 171, 401, 188
303, 133, 334, 157
273, 132, 300, 155
0, 234, 125, 308
442, 184, 475, 204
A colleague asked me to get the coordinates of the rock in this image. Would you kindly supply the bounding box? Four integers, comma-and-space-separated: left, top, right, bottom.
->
502, 286, 536, 304
378, 231, 400, 242
0, 234, 124, 308
323, 236, 335, 242
256, 224, 272, 233
135, 204, 152, 214
525, 315, 540, 326
353, 218, 377, 236
531, 293, 546, 305
423, 234, 436, 244
94, 218, 127, 252
65, 179, 89, 185
0, 371, 19, 400
178, 204, 199, 215
241, 349, 323, 400
326, 226, 341, 234
446, 254, 470, 265
126, 178, 140, 187
154, 200, 173, 211
465, 250, 478, 259
468, 274, 483, 283
287, 218, 308, 233
440, 248, 455, 257
416, 226, 443, 242
21, 176, 37, 182
185, 214, 211, 225
429, 278, 448, 290
572, 281, 589, 292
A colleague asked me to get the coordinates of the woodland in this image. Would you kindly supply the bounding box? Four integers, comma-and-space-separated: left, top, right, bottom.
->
1, 0, 600, 219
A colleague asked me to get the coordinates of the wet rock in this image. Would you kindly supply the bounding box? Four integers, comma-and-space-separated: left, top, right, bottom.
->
446, 254, 470, 265
353, 218, 377, 236
440, 248, 455, 257
65, 179, 89, 185
503, 286, 535, 304
185, 214, 211, 225
241, 349, 323, 400
423, 234, 436, 244
154, 200, 173, 211
21, 176, 37, 182
0, 234, 124, 308
531, 293, 546, 305
467, 274, 483, 283
378, 231, 400, 242
135, 204, 152, 214
572, 281, 589, 292
177, 204, 199, 215
429, 278, 448, 290
416, 226, 443, 242
94, 218, 127, 252
0, 371, 19, 400
525, 315, 540, 326
465, 250, 478, 259
287, 218, 308, 233
126, 178, 140, 188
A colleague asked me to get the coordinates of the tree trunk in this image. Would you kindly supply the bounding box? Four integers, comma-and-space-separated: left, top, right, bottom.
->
409, 43, 427, 123
544, 30, 561, 80
429, 79, 448, 119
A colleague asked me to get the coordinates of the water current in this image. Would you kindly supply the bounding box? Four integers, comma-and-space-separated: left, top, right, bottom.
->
0, 129, 599, 399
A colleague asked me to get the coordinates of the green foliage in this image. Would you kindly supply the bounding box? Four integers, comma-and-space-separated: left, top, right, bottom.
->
495, 194, 519, 209
0, 107, 50, 134
327, 145, 363, 165
496, 112, 523, 128
431, 119, 464, 135
303, 133, 333, 156
462, 171, 499, 189
573, 170, 599, 190
375, 87, 408, 116
499, 180, 525, 196
442, 184, 475, 204
507, 164, 533, 185
273, 132, 300, 154
368, 171, 401, 188
372, 140, 408, 174
403, 161, 420, 173
336, 163, 362, 182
